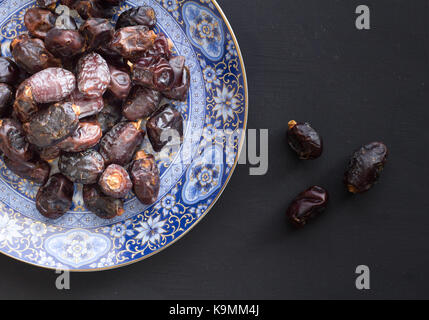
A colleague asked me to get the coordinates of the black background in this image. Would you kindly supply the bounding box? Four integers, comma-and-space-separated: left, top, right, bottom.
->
1, 0, 429, 300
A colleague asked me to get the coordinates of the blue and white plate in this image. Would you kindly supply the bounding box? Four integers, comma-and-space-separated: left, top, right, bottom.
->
0, 0, 247, 270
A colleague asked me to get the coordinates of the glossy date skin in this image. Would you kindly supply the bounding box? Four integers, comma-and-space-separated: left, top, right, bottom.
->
38, 145, 61, 161
286, 186, 329, 227
99, 121, 144, 166
0, 58, 19, 85
163, 56, 190, 101
73, 0, 114, 20
108, 64, 131, 100
97, 98, 123, 133
45, 28, 85, 58
23, 102, 79, 147
132, 56, 174, 92
146, 104, 183, 152
116, 6, 157, 30
99, 164, 132, 198
77, 52, 111, 98
0, 118, 33, 162
69, 88, 104, 119
24, 8, 57, 39
130, 150, 160, 205
122, 86, 161, 121
344, 142, 388, 194
36, 173, 74, 219
59, 149, 105, 184
80, 18, 114, 51
83, 184, 124, 219
4, 156, 50, 185
12, 36, 61, 74
110, 26, 157, 60
58, 121, 102, 152
0, 84, 13, 117
287, 121, 323, 160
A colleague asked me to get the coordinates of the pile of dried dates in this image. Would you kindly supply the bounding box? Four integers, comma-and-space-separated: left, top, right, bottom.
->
0, 1, 189, 220
285, 120, 388, 227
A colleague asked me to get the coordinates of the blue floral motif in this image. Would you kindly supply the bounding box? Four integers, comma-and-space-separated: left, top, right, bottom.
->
182, 145, 224, 204
183, 2, 224, 61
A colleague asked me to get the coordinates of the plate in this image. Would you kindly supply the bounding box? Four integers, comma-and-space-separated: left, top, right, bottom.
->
0, 0, 247, 270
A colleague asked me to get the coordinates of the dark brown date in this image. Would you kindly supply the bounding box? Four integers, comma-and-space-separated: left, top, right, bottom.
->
45, 28, 85, 58
0, 84, 13, 117
4, 156, 50, 185
287, 121, 323, 160
146, 104, 183, 152
83, 184, 124, 219
73, 0, 114, 20
0, 118, 33, 162
107, 64, 131, 100
22, 68, 76, 104
286, 186, 329, 227
13, 83, 38, 122
36, 0, 57, 10
116, 6, 157, 30
58, 121, 102, 152
59, 0, 76, 6
12, 37, 61, 74
130, 150, 160, 205
24, 8, 56, 39
23, 102, 79, 147
99, 164, 132, 198
97, 98, 122, 133
132, 56, 174, 92
344, 142, 388, 194
110, 26, 157, 60
123, 86, 161, 121
0, 57, 19, 85
77, 52, 111, 98
80, 18, 114, 51
163, 56, 190, 101
144, 33, 173, 60
38, 145, 61, 161
69, 88, 104, 119
36, 173, 74, 219
59, 149, 105, 184
99, 121, 144, 166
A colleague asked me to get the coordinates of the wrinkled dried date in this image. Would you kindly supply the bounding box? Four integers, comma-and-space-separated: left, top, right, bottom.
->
344, 142, 388, 194
23, 101, 79, 147
99, 164, 132, 198
36, 173, 74, 219
37, 0, 57, 10
77, 52, 111, 98
12, 36, 61, 74
0, 118, 33, 162
73, 0, 113, 20
4, 156, 50, 185
45, 28, 85, 58
0, 58, 19, 85
99, 121, 144, 166
13, 84, 39, 122
110, 26, 157, 60
287, 121, 323, 160
286, 186, 329, 227
80, 18, 114, 51
24, 8, 56, 39
108, 64, 131, 100
0, 84, 13, 117
130, 150, 160, 205
116, 6, 157, 30
83, 184, 124, 219
59, 149, 105, 184
132, 56, 174, 92
38, 145, 61, 161
146, 104, 183, 152
58, 121, 102, 152
123, 86, 161, 121
144, 33, 173, 60
97, 98, 122, 133
69, 88, 104, 119
163, 56, 190, 101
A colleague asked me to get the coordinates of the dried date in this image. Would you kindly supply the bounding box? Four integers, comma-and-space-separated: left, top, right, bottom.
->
110, 26, 157, 60
130, 150, 160, 205
287, 121, 323, 160
24, 8, 57, 39
97, 98, 122, 133
38, 145, 61, 161
116, 6, 157, 30
0, 118, 33, 162
45, 28, 85, 58
73, 0, 113, 20
13, 84, 39, 122
344, 142, 388, 194
59, 149, 105, 184
80, 18, 114, 51
23, 101, 79, 147
132, 56, 174, 92
69, 88, 104, 119
77, 52, 111, 98
99, 164, 132, 198
83, 184, 124, 219
123, 86, 161, 121
107, 64, 131, 100
163, 56, 190, 101
0, 84, 13, 117
286, 186, 329, 227
36, 173, 74, 219
36, 0, 57, 10
4, 156, 50, 185
0, 57, 19, 85
99, 121, 144, 166
146, 104, 183, 152
58, 121, 102, 152
144, 33, 173, 60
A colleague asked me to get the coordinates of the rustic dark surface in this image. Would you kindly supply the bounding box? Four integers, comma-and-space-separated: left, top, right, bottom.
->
0, 0, 428, 300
